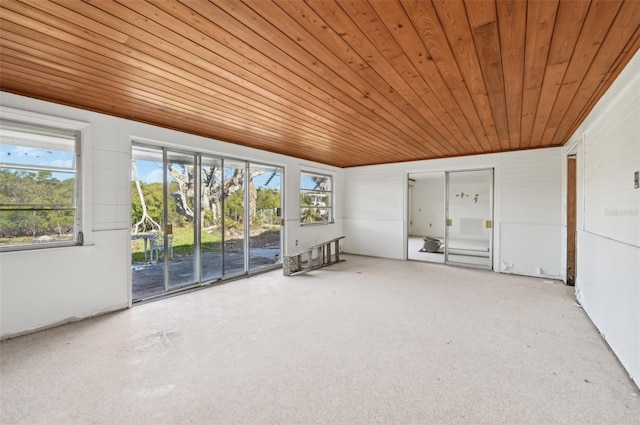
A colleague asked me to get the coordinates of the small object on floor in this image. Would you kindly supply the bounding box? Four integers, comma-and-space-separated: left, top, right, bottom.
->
421, 236, 442, 253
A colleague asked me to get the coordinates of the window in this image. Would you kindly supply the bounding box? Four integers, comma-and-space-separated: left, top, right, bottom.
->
300, 171, 332, 224
0, 119, 81, 250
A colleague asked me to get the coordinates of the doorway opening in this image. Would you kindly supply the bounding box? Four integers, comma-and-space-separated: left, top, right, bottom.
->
407, 172, 445, 263
130, 143, 283, 302
407, 168, 494, 269
566, 154, 577, 286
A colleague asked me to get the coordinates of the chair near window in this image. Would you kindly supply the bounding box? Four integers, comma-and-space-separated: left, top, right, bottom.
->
150, 232, 174, 263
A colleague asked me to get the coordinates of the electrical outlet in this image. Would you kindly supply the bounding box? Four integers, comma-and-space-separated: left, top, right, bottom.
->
295, 240, 298, 246
634, 171, 639, 189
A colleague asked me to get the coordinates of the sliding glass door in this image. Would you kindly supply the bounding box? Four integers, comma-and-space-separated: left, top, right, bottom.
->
166, 150, 197, 290
131, 145, 283, 302
249, 164, 282, 271
222, 160, 246, 277
131, 146, 164, 299
445, 169, 493, 269
200, 156, 223, 282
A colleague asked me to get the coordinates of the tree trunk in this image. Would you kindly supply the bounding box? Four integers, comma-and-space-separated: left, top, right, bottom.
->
131, 160, 161, 234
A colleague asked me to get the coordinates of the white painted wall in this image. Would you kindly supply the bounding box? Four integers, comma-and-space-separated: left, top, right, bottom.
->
562, 49, 640, 386
344, 147, 563, 278
409, 173, 445, 237
0, 93, 343, 339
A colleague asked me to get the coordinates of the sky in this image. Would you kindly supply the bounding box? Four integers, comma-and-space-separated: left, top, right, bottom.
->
133, 159, 281, 189
0, 144, 74, 169
0, 143, 75, 180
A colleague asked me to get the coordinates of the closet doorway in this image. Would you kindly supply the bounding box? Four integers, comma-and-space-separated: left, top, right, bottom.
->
407, 172, 445, 263
407, 168, 494, 270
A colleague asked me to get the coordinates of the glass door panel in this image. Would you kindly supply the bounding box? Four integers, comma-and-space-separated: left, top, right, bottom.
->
249, 164, 282, 271
132, 145, 283, 302
223, 160, 246, 276
445, 169, 493, 268
166, 151, 197, 290
131, 145, 165, 301
201, 156, 223, 282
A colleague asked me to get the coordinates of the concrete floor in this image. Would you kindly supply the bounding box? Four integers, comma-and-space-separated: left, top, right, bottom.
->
132, 247, 280, 300
1, 254, 638, 424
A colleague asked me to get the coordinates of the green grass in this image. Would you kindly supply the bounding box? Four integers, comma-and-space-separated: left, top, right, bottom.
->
131, 226, 224, 262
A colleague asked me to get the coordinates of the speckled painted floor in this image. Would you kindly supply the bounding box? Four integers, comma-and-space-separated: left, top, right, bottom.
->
1, 254, 638, 424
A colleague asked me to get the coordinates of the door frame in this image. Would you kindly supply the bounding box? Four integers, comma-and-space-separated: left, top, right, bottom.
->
404, 168, 494, 270
130, 141, 285, 303
566, 153, 577, 286
444, 168, 494, 270
404, 171, 446, 262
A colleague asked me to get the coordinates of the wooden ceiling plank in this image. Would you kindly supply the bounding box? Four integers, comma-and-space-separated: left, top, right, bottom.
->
0, 57, 387, 167
387, 54, 467, 155
354, 65, 453, 157
16, 0, 130, 44
0, 66, 331, 157
330, 2, 458, 155
496, 0, 526, 149
0, 61, 323, 153
0, 26, 370, 154
465, 0, 510, 150
541, 0, 625, 145
1, 1, 303, 123
336, 0, 404, 61
401, 0, 492, 153
334, 0, 465, 156
432, 0, 502, 152
335, 1, 464, 156
520, 0, 559, 149
369, 0, 480, 155
563, 25, 640, 141
528, 62, 568, 144
130, 0, 366, 116
275, 0, 455, 157
28, 0, 384, 165
178, 2, 438, 159
0, 41, 347, 151
528, 0, 590, 148
3, 24, 380, 164
18, 0, 410, 162
583, 23, 640, 114
242, 0, 445, 157
106, 0, 364, 123
548, 0, 640, 145
184, 2, 420, 162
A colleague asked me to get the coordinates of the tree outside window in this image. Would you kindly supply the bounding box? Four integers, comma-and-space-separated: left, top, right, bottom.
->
0, 120, 81, 250
300, 171, 332, 225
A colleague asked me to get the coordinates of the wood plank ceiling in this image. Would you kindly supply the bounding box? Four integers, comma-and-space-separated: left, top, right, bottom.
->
1, 0, 639, 167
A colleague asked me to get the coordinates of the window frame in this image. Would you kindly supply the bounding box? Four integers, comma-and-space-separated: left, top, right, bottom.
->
0, 116, 84, 252
299, 170, 333, 226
